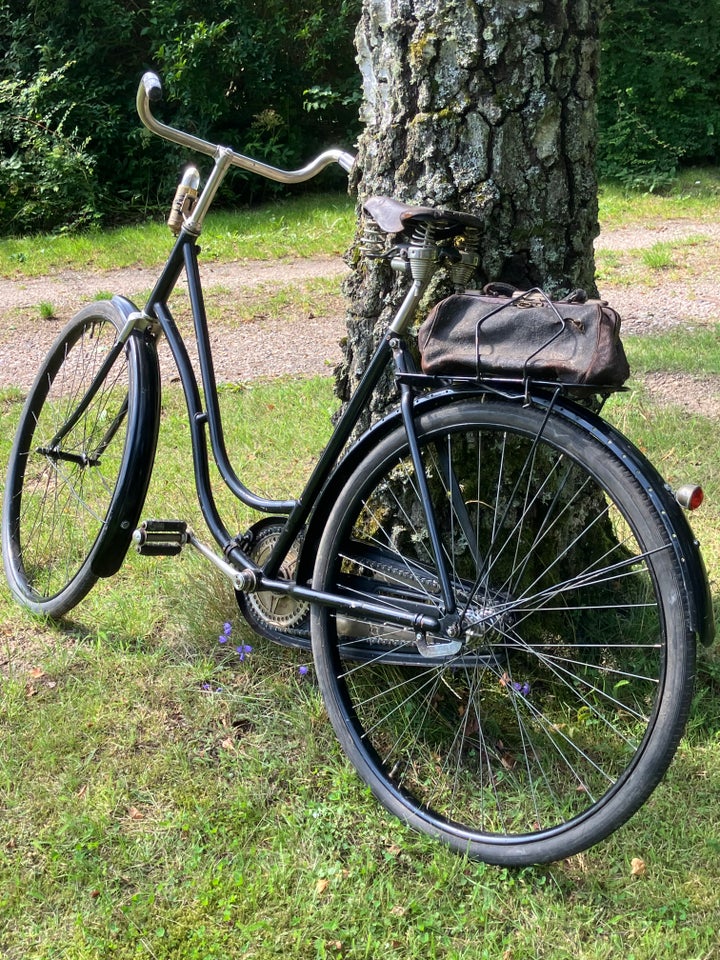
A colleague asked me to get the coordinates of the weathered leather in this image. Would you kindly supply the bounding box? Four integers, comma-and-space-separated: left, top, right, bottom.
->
417, 288, 630, 387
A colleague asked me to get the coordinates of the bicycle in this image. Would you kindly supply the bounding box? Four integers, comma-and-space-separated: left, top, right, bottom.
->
2, 72, 715, 866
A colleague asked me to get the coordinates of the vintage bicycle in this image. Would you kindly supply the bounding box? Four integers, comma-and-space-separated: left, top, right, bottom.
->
2, 73, 714, 866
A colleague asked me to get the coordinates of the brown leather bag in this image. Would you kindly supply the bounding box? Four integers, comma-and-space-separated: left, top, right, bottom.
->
417, 287, 630, 388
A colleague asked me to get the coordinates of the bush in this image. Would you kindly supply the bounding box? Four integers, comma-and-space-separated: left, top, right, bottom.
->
2, 0, 720, 231
0, 0, 362, 233
0, 65, 101, 232
598, 0, 720, 189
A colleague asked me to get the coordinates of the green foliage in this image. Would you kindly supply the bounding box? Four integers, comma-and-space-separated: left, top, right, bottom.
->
0, 64, 100, 232
1, 208, 720, 957
599, 0, 720, 189
1, 368, 720, 958
3, 0, 720, 230
0, 193, 355, 276
0, 0, 362, 233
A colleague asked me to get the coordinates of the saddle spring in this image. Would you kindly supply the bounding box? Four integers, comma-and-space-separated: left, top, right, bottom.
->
358, 214, 387, 260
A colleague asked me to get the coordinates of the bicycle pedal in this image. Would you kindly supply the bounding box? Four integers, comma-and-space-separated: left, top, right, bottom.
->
133, 519, 188, 556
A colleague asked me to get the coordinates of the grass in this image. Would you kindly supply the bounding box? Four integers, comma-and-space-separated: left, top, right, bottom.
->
595, 168, 720, 290
0, 192, 356, 278
3, 166, 720, 280
3, 365, 720, 958
2, 178, 720, 958
598, 166, 720, 228
201, 275, 341, 329
623, 326, 720, 377
595, 234, 711, 288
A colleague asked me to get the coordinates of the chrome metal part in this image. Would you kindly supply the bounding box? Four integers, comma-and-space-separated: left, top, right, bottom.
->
388, 278, 429, 335
186, 530, 257, 592
133, 519, 257, 591
675, 484, 704, 511
241, 521, 309, 633
133, 519, 188, 556
129, 310, 161, 337
137, 72, 355, 182
415, 634, 463, 658
451, 249, 480, 292
408, 244, 440, 282
168, 166, 200, 234
359, 215, 387, 259
390, 253, 411, 275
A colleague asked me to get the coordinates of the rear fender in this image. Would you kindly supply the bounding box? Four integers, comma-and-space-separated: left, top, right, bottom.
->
295, 391, 457, 588
548, 394, 715, 646
297, 386, 715, 646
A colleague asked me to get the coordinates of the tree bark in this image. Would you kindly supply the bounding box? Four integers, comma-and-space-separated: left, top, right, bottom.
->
337, 0, 604, 420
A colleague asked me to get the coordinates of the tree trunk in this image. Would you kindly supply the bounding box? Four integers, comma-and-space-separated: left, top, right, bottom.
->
337, 0, 604, 420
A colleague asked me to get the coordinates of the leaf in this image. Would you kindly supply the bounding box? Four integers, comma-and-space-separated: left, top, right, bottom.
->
315, 877, 330, 895
630, 856, 646, 877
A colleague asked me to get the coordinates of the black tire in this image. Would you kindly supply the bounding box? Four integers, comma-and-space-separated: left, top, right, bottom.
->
2, 301, 154, 616
311, 398, 695, 865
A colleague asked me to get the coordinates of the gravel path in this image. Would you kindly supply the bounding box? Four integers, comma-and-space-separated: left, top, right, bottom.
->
0, 257, 349, 389
1, 221, 719, 402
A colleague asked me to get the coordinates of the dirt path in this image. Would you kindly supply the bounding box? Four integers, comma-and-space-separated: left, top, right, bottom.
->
1, 222, 719, 411
0, 255, 348, 317
0, 256, 349, 389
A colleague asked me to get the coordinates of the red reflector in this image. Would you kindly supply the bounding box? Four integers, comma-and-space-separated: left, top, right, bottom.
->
675, 484, 704, 511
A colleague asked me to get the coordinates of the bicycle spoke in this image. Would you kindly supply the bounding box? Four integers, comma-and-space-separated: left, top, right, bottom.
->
3, 305, 138, 609
312, 398, 693, 863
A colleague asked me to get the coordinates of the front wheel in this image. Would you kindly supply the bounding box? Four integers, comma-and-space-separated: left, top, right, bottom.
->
311, 398, 695, 865
2, 301, 158, 617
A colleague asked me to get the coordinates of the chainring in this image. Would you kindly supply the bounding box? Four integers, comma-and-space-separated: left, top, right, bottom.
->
235, 518, 311, 648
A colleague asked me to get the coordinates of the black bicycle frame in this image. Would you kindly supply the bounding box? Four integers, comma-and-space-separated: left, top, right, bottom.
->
141, 228, 449, 635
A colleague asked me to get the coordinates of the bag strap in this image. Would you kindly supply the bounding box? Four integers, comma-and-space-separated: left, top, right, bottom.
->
483, 281, 590, 305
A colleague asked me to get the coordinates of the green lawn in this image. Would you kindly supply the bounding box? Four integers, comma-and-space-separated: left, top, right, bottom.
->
1, 183, 720, 959
0, 193, 356, 278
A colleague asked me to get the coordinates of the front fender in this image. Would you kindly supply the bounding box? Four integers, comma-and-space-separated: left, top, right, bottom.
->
91, 296, 162, 577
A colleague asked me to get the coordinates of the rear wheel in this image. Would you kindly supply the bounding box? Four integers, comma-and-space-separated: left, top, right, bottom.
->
311, 398, 694, 865
2, 302, 152, 616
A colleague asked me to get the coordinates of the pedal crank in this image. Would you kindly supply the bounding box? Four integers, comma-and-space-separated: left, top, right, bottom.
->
133, 520, 256, 591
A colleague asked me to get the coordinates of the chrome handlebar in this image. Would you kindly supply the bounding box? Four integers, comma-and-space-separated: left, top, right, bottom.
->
137, 71, 356, 181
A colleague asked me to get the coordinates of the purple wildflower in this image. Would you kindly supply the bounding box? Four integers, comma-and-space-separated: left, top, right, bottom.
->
298, 664, 309, 677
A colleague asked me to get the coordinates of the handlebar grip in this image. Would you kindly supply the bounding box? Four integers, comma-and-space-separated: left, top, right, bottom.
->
141, 71, 163, 103
337, 151, 356, 174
